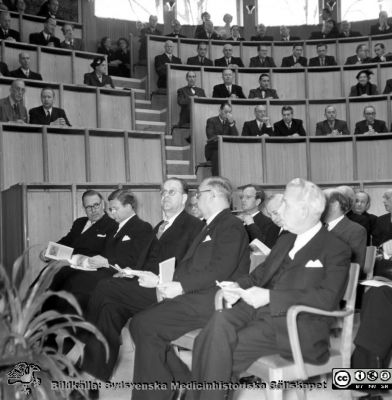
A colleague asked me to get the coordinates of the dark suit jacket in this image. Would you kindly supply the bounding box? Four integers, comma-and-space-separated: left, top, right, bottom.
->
37, 1, 60, 19
242, 119, 274, 136
338, 31, 362, 37
214, 56, 244, 67
154, 53, 182, 88
349, 83, 379, 97
138, 27, 162, 60
281, 55, 307, 67
347, 211, 377, 246
0, 61, 8, 76
9, 68, 42, 81
83, 72, 114, 88
250, 35, 274, 41
245, 211, 279, 248
212, 83, 246, 98
60, 39, 83, 51
166, 33, 186, 38
345, 55, 372, 65
372, 213, 392, 247
58, 213, 117, 257
136, 210, 205, 274
103, 215, 152, 268
186, 55, 213, 66
29, 31, 60, 47
330, 216, 367, 268
273, 118, 306, 136
195, 30, 220, 40
0, 96, 28, 122
177, 85, 206, 126
383, 79, 392, 94
315, 119, 349, 136
248, 87, 278, 99
249, 56, 276, 67
354, 119, 388, 135
29, 106, 71, 126
309, 31, 338, 39
280, 36, 300, 41
308, 55, 337, 66
0, 28, 20, 42
205, 115, 239, 157
370, 24, 392, 36
237, 226, 351, 364
371, 55, 392, 62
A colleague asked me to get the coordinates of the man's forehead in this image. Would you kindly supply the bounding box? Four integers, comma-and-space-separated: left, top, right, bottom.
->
164, 179, 181, 190
84, 194, 101, 204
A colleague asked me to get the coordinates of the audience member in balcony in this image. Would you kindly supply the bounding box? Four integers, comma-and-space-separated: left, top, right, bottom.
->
37, 0, 59, 19
349, 70, 379, 97
138, 15, 161, 64
308, 43, 337, 66
346, 191, 377, 246
154, 40, 182, 90
212, 68, 245, 98
249, 44, 276, 67
110, 37, 131, 77
371, 42, 392, 62
9, 52, 42, 80
227, 25, 244, 41
177, 70, 206, 128
0, 56, 8, 76
315, 105, 349, 136
84, 56, 115, 88
4, 0, 25, 13
29, 17, 60, 47
0, 11, 19, 41
273, 105, 306, 137
383, 78, 392, 94
205, 102, 239, 175
60, 24, 83, 50
339, 20, 361, 38
218, 13, 233, 40
242, 105, 274, 137
166, 19, 186, 38
97, 36, 119, 76
194, 11, 211, 39
251, 23, 273, 41
281, 44, 307, 67
214, 43, 244, 67
345, 44, 372, 65
248, 73, 278, 99
309, 20, 338, 39
370, 10, 392, 36
0, 79, 27, 123
186, 42, 213, 66
197, 20, 220, 40
354, 105, 388, 135
29, 87, 71, 126
186, 192, 203, 219
279, 25, 300, 41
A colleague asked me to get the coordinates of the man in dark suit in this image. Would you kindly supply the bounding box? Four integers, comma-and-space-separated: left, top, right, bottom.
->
79, 178, 204, 382
249, 44, 276, 67
273, 105, 306, 136
0, 11, 20, 41
370, 10, 392, 36
315, 105, 349, 136
194, 12, 210, 38
281, 44, 307, 67
248, 73, 278, 99
186, 42, 213, 66
339, 21, 361, 37
0, 79, 28, 123
138, 15, 161, 63
264, 193, 284, 246
29, 17, 60, 47
29, 87, 71, 126
189, 178, 351, 400
177, 70, 206, 127
165, 19, 186, 38
308, 43, 337, 66
323, 188, 367, 269
0, 57, 8, 76
84, 56, 115, 88
345, 44, 372, 65
214, 43, 244, 67
354, 105, 388, 135
37, 0, 59, 19
212, 68, 246, 99
280, 26, 300, 41
371, 42, 392, 62
237, 184, 279, 249
9, 52, 42, 81
309, 20, 338, 39
154, 40, 182, 89
130, 176, 250, 400
250, 24, 274, 41
205, 102, 239, 175
60, 24, 83, 50
242, 105, 274, 137
195, 20, 220, 40
383, 78, 392, 94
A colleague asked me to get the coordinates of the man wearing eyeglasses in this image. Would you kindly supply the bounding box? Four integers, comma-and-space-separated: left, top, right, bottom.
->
354, 105, 388, 135
0, 79, 28, 123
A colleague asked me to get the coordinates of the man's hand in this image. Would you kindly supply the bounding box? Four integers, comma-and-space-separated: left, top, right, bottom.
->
330, 129, 341, 136
138, 271, 160, 288
221, 282, 241, 306
242, 214, 255, 226
50, 118, 66, 126
226, 113, 234, 124
262, 117, 271, 127
39, 248, 50, 262
113, 267, 134, 278
6, 37, 16, 42
157, 281, 183, 299
291, 133, 300, 137
241, 287, 270, 308
229, 93, 238, 99
88, 255, 109, 268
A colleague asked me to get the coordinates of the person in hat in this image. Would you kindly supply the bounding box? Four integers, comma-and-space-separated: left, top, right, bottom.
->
83, 56, 115, 88
349, 70, 379, 97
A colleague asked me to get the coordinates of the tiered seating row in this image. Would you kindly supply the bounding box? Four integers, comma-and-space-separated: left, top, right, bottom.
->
0, 124, 165, 190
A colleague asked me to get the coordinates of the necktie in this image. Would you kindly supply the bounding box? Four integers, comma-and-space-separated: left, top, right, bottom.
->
200, 57, 204, 65
13, 103, 19, 118
261, 90, 265, 98
226, 86, 231, 95
24, 70, 29, 78
321, 58, 324, 66
156, 221, 169, 239
190, 87, 195, 95
3, 29, 7, 37
226, 58, 230, 66
46, 110, 51, 123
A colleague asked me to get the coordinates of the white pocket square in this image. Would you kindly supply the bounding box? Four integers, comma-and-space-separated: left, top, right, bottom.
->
97, 234, 106, 238
305, 259, 323, 268
122, 235, 131, 242
203, 235, 212, 242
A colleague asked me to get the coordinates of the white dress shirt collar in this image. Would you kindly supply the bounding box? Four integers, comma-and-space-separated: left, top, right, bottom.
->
116, 214, 135, 234
326, 215, 344, 231
161, 208, 183, 232
288, 221, 322, 259
206, 210, 221, 225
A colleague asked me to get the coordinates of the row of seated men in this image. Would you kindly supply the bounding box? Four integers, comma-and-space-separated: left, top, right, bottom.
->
40, 178, 392, 400
1, 0, 68, 21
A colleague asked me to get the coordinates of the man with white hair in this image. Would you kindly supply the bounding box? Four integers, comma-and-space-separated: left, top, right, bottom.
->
189, 178, 351, 400
214, 43, 244, 67
154, 40, 182, 89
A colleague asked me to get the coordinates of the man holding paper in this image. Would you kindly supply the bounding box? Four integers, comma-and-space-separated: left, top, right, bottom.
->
189, 178, 351, 400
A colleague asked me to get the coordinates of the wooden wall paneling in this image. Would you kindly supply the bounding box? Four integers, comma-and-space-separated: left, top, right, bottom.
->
362, 181, 391, 217
230, 99, 267, 134
308, 136, 354, 182
219, 137, 263, 187
305, 40, 338, 60
130, 187, 162, 227
98, 89, 133, 130
264, 138, 308, 184
88, 129, 127, 183
270, 68, 306, 99
343, 64, 378, 98
73, 51, 97, 85
268, 100, 308, 133
39, 47, 73, 84
3, 42, 39, 72
209, 40, 241, 62
307, 67, 343, 99
271, 42, 300, 67
379, 62, 392, 94
336, 37, 370, 65
236, 68, 271, 99
241, 42, 272, 68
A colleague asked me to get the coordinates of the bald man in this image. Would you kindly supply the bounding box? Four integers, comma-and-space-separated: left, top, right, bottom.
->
0, 79, 28, 122
154, 40, 182, 89
214, 44, 244, 67
242, 105, 273, 136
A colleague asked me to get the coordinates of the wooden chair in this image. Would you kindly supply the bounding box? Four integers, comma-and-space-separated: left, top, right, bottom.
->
172, 263, 360, 400
363, 246, 377, 280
